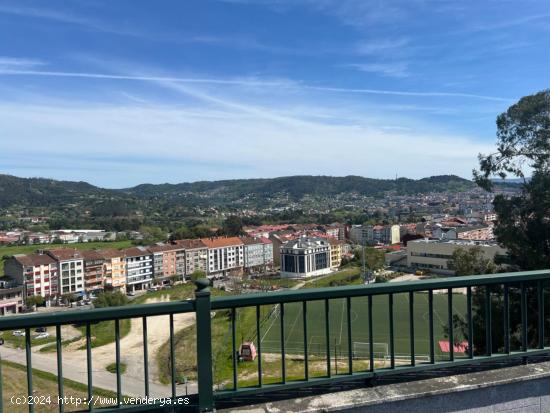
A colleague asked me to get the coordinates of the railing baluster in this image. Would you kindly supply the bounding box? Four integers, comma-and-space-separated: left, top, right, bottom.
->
521, 282, 528, 352
347, 297, 353, 374
280, 303, 286, 384
538, 280, 544, 349
325, 298, 331, 377
86, 323, 92, 412
56, 325, 64, 413
115, 319, 121, 406
142, 317, 149, 397
485, 286, 492, 356
504, 285, 510, 354
256, 305, 263, 387
0, 341, 3, 413
428, 290, 435, 363
368, 295, 374, 372
389, 294, 395, 369
231, 308, 237, 390
169, 313, 176, 398
25, 327, 34, 413
409, 291, 415, 366
448, 288, 454, 362
303, 301, 308, 381
467, 286, 473, 359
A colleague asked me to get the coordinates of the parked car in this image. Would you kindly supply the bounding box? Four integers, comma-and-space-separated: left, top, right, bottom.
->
127, 291, 136, 297
35, 332, 50, 339
12, 330, 25, 336
35, 327, 47, 333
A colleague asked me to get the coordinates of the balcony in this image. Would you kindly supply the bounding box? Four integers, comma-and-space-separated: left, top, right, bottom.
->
0, 270, 549, 412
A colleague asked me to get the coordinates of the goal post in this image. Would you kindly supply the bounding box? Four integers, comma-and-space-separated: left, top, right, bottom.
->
352, 341, 389, 359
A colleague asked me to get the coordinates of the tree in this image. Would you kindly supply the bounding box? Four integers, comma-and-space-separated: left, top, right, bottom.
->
474, 89, 550, 271
93, 291, 129, 308
221, 216, 243, 236
25, 295, 45, 309
448, 246, 497, 276
188, 270, 206, 282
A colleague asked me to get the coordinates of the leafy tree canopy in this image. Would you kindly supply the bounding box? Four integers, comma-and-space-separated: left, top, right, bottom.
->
474, 89, 550, 270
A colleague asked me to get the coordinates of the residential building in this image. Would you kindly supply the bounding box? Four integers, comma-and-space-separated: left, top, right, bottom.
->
0, 278, 24, 315
98, 249, 126, 292
260, 238, 274, 270
123, 246, 153, 292
241, 237, 273, 274
280, 237, 332, 278
81, 250, 105, 293
4, 252, 58, 298
201, 237, 244, 278
328, 238, 344, 269
173, 239, 208, 276
350, 224, 400, 245
148, 244, 181, 283
406, 239, 507, 275
46, 249, 85, 296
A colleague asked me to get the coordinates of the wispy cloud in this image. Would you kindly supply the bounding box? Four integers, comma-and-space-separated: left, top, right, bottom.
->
457, 12, 550, 34
355, 37, 410, 55
0, 4, 147, 37
0, 56, 46, 70
0, 68, 512, 102
344, 62, 410, 78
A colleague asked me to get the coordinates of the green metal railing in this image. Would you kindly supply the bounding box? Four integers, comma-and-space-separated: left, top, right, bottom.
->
1, 270, 550, 412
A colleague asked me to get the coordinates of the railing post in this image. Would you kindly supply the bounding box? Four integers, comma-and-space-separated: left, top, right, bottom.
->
195, 278, 214, 412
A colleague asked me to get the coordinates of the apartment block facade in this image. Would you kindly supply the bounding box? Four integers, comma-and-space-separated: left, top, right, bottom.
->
98, 249, 126, 292
81, 250, 105, 293
173, 239, 209, 276
201, 237, 244, 278
123, 247, 153, 292
4, 252, 58, 297
46, 249, 85, 295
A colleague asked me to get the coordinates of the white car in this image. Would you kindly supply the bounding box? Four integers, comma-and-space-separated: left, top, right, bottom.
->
12, 330, 25, 337
35, 332, 50, 339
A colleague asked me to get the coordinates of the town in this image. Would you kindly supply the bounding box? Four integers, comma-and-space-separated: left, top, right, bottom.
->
0, 202, 508, 315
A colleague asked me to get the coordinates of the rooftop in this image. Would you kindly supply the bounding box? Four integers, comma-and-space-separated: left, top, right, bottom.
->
13, 253, 56, 267
200, 236, 244, 248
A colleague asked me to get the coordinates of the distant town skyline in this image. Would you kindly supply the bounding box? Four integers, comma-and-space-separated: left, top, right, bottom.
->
1, 0, 549, 187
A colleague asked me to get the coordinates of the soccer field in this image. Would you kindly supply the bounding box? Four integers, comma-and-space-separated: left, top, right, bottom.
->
260, 291, 467, 362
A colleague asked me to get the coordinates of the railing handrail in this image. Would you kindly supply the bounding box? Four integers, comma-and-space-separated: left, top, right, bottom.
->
211, 269, 550, 309
0, 300, 195, 330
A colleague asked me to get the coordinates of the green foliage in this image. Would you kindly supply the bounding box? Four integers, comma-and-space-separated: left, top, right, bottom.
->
474, 89, 550, 270
106, 362, 127, 374
220, 215, 243, 236
448, 246, 497, 276
188, 270, 206, 282
93, 291, 129, 308
137, 225, 166, 245
25, 295, 45, 308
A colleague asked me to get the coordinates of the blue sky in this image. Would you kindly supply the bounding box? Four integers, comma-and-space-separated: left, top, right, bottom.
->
0, 0, 549, 188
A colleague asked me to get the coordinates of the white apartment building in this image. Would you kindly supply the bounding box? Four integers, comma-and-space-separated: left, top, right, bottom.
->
201, 237, 244, 278
46, 249, 85, 295
123, 246, 153, 292
280, 237, 332, 278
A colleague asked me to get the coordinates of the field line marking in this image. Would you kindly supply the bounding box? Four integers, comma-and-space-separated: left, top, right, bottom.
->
338, 298, 345, 346
285, 303, 302, 347
261, 303, 280, 343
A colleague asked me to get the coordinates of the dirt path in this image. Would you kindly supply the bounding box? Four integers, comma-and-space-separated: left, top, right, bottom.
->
21, 295, 198, 396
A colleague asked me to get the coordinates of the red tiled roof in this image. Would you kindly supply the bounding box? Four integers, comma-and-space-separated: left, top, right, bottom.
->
97, 249, 126, 260
200, 236, 243, 248
13, 253, 56, 267
47, 249, 84, 261
148, 244, 182, 253
122, 247, 152, 258
81, 250, 104, 261
172, 239, 208, 249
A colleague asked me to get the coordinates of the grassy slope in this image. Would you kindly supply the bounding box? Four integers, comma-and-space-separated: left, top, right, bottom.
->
0, 240, 133, 276
1, 360, 120, 412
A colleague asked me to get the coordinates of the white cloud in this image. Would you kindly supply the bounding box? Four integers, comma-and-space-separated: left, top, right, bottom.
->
0, 56, 45, 70
344, 62, 410, 78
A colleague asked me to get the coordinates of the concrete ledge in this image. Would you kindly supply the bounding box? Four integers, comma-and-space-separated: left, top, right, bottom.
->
221, 361, 550, 412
